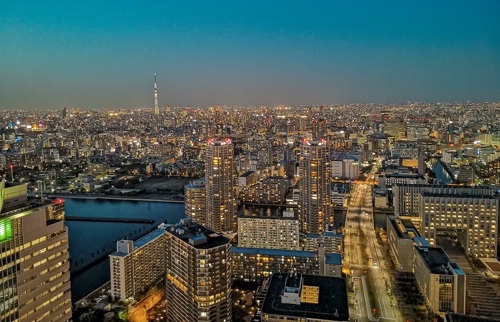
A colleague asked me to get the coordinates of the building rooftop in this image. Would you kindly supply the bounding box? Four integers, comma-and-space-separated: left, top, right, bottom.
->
325, 253, 342, 265
165, 218, 229, 249
261, 273, 349, 321
110, 228, 166, 257
415, 246, 463, 275
385, 173, 423, 178
241, 171, 255, 177
238, 212, 298, 220
388, 216, 420, 239
185, 177, 205, 189
231, 247, 318, 258
420, 192, 498, 199
135, 228, 165, 248
305, 231, 342, 239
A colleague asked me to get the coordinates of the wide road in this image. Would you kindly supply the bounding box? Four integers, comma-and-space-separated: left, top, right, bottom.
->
345, 183, 400, 322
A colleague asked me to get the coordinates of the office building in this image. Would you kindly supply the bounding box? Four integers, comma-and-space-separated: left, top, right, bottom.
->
299, 139, 334, 234
392, 184, 494, 231
260, 273, 349, 321
414, 246, 466, 314
342, 159, 359, 180
238, 213, 300, 250
165, 218, 231, 322
205, 139, 237, 233
386, 216, 427, 272
377, 173, 425, 188
185, 178, 206, 226
419, 192, 498, 258
331, 159, 359, 180
0, 180, 72, 322
109, 228, 167, 300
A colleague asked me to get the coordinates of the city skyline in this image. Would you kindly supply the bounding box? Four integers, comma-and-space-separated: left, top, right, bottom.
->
1, 1, 500, 109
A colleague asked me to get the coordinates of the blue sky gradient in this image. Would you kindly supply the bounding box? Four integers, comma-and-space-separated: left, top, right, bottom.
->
1, 1, 499, 108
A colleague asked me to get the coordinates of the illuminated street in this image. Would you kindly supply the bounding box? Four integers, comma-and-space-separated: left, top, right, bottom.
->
346, 174, 401, 321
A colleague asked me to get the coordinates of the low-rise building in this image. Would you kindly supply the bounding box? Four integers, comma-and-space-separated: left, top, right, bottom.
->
260, 273, 349, 321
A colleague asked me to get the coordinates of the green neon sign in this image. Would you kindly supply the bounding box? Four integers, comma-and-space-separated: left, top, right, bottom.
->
0, 219, 13, 243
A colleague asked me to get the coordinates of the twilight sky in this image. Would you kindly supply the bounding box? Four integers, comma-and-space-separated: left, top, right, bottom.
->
1, 1, 499, 109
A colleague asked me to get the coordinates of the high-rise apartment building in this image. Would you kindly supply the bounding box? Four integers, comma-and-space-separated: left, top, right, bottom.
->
109, 228, 167, 300
0, 180, 72, 322
165, 218, 231, 322
205, 139, 237, 233
299, 139, 334, 234
237, 212, 300, 250
185, 178, 207, 226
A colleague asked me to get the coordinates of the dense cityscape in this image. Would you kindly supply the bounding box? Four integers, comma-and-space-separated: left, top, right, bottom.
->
1, 101, 500, 321
2, 1, 500, 322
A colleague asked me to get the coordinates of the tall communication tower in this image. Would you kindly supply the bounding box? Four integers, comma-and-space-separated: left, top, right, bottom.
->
154, 73, 159, 115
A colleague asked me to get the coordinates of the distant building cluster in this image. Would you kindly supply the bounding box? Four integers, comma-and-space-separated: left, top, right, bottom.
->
2, 101, 500, 320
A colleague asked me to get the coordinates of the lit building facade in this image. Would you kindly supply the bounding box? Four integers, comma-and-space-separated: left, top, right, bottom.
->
205, 139, 237, 233
0, 181, 72, 322
241, 177, 288, 204
299, 139, 334, 234
419, 192, 498, 258
231, 247, 320, 283
304, 231, 343, 254
392, 184, 494, 231
185, 178, 206, 226
414, 246, 466, 314
237, 214, 300, 250
109, 228, 167, 300
165, 218, 231, 322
